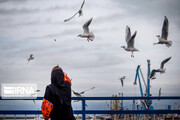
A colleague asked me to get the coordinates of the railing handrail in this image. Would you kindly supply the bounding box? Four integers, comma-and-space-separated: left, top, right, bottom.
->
0, 96, 180, 100
0, 96, 180, 120
0, 110, 180, 114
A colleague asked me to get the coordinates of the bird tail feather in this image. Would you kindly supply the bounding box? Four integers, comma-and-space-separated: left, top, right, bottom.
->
90, 32, 95, 40
168, 41, 172, 46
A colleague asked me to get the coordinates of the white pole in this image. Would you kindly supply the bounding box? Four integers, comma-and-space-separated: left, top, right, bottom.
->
163, 114, 165, 120
173, 114, 175, 120
124, 114, 126, 120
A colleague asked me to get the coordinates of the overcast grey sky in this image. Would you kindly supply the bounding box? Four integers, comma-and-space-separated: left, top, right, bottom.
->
0, 0, 180, 108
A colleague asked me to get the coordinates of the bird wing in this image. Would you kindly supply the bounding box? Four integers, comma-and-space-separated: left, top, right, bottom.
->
159, 88, 161, 97
83, 18, 93, 34
72, 90, 81, 97
64, 12, 79, 22
35, 90, 40, 92
120, 76, 125, 87
161, 16, 169, 40
125, 26, 131, 43
80, 0, 85, 9
127, 31, 137, 48
160, 56, 171, 69
121, 79, 123, 87
79, 91, 85, 94
140, 100, 148, 109
121, 76, 126, 80
79, 87, 95, 94
27, 55, 33, 64
30, 54, 34, 60
158, 88, 161, 101
149, 69, 158, 79
75, 93, 81, 97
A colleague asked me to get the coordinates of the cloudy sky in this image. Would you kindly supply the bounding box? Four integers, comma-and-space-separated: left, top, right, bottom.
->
0, 0, 180, 110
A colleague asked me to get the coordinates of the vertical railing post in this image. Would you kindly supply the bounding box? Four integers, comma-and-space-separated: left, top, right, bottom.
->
153, 114, 155, 120
121, 93, 123, 110
82, 98, 86, 120
147, 60, 151, 109
163, 114, 165, 120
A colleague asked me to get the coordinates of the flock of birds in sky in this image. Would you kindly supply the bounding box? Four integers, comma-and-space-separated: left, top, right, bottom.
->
25, 0, 173, 103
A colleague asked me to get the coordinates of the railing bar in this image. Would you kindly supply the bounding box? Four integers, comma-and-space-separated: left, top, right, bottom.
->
0, 96, 180, 119
1, 96, 180, 100
82, 98, 86, 120
0, 110, 180, 114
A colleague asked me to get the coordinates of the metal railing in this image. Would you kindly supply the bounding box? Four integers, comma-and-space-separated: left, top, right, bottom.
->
0, 96, 180, 120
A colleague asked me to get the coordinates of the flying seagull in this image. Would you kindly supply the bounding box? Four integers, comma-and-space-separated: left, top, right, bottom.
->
27, 54, 34, 64
121, 26, 139, 57
119, 76, 126, 87
72, 87, 95, 97
140, 100, 148, 109
149, 57, 172, 79
77, 17, 95, 42
105, 101, 110, 110
158, 88, 161, 101
72, 87, 95, 107
31, 90, 40, 104
154, 16, 172, 47
72, 90, 82, 103
64, 0, 85, 22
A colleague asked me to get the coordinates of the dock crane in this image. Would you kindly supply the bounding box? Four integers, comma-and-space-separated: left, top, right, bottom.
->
134, 60, 154, 110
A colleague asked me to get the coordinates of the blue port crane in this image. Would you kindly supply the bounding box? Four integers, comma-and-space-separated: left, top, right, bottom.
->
134, 60, 154, 110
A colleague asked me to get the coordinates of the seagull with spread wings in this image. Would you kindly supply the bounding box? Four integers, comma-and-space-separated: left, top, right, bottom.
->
77, 17, 95, 42
31, 90, 40, 104
149, 57, 172, 79
64, 0, 85, 22
140, 100, 148, 109
121, 26, 139, 57
72, 91, 88, 106
154, 16, 172, 47
27, 54, 34, 64
72, 87, 95, 97
72, 87, 95, 106
119, 76, 126, 87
